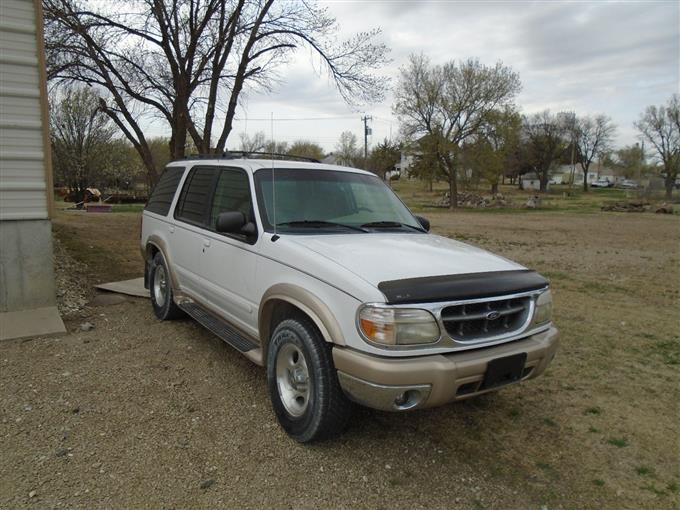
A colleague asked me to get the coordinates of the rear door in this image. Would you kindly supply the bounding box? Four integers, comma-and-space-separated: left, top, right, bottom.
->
171, 165, 219, 298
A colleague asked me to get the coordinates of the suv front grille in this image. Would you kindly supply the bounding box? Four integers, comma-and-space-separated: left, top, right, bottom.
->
441, 296, 532, 341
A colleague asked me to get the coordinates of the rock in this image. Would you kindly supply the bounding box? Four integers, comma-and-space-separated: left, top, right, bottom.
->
29, 491, 36, 498
525, 196, 540, 209
601, 201, 648, 212
55, 448, 69, 457
200, 479, 215, 490
655, 203, 673, 214
89, 293, 127, 306
80, 322, 95, 332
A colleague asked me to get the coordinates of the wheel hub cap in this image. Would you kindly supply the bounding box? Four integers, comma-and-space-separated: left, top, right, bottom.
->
275, 342, 310, 417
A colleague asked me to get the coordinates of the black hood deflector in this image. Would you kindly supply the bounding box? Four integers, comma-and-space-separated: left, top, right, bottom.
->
378, 270, 548, 304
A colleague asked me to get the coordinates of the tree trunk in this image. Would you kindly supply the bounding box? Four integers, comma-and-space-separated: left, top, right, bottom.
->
540, 176, 548, 192
665, 177, 674, 199
491, 181, 498, 195
449, 173, 458, 209
583, 170, 588, 192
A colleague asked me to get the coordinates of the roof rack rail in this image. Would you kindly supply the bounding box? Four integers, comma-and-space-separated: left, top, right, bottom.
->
182, 151, 320, 163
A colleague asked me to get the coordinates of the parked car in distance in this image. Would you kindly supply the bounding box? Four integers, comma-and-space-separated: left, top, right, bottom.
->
591, 178, 613, 188
140, 153, 559, 442
619, 179, 639, 189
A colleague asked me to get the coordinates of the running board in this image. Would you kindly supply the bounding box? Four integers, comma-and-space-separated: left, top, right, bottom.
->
179, 302, 258, 353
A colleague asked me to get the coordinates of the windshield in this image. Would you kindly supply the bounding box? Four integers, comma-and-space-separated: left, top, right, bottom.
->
253, 168, 422, 233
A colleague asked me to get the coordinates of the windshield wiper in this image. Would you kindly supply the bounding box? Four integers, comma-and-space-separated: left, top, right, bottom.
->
360, 221, 425, 232
276, 220, 367, 232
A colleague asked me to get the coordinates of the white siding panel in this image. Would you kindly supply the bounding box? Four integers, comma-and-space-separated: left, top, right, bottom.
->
0, 125, 44, 149
0, 0, 36, 26
0, 94, 42, 123
0, 61, 39, 88
0, 29, 37, 56
0, 0, 48, 221
0, 158, 46, 177
0, 189, 47, 220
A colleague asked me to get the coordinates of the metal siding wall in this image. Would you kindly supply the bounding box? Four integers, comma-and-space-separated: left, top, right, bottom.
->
0, 0, 48, 221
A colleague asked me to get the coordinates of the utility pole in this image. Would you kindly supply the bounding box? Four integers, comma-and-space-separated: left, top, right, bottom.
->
362, 114, 372, 168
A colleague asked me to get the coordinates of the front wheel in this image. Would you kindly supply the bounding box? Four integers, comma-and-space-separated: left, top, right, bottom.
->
267, 317, 352, 442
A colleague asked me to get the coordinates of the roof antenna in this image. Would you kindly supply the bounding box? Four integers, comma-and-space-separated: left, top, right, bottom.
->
270, 111, 279, 242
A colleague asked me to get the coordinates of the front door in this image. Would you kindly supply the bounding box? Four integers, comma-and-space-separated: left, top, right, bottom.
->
194, 167, 259, 337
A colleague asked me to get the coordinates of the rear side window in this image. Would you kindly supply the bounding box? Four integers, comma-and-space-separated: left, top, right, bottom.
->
174, 166, 219, 225
145, 166, 185, 216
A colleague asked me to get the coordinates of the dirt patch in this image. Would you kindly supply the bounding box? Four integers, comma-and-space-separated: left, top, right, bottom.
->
1, 207, 679, 509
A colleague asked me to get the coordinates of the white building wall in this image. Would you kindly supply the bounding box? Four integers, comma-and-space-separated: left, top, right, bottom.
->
0, 0, 50, 221
0, 0, 63, 328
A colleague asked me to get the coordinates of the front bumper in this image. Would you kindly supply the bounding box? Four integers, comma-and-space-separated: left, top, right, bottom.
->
333, 326, 559, 412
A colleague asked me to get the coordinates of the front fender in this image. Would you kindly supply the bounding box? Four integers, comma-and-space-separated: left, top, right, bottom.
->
259, 284, 347, 351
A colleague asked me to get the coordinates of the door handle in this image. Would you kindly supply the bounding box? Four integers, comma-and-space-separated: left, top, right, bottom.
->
203, 239, 211, 248
169, 226, 175, 234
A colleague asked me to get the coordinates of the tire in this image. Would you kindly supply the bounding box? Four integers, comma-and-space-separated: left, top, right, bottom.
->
266, 317, 352, 443
149, 252, 184, 320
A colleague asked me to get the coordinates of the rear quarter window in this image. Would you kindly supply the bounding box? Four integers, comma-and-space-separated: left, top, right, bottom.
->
145, 166, 185, 216
174, 166, 219, 225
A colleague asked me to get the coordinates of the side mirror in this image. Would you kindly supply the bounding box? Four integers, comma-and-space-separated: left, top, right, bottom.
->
415, 215, 430, 232
216, 211, 246, 234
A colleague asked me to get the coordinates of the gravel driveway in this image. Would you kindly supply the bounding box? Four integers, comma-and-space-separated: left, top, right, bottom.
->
1, 298, 528, 509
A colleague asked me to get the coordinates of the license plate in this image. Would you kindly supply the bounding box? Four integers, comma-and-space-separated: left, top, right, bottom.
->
480, 353, 527, 390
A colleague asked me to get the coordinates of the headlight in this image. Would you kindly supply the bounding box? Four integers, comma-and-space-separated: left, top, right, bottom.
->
358, 305, 440, 346
531, 290, 553, 326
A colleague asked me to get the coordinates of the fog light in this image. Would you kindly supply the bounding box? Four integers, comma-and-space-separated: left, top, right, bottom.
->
393, 390, 424, 410
394, 393, 408, 406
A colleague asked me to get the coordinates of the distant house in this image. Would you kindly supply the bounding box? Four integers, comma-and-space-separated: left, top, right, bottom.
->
0, 0, 65, 339
395, 151, 417, 178
551, 164, 621, 186
321, 153, 340, 165
520, 173, 546, 191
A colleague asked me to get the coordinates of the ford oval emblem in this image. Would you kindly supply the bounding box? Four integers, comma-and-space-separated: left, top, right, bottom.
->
486, 311, 501, 321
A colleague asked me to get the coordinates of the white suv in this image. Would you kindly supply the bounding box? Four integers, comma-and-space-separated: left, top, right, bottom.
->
141, 154, 559, 442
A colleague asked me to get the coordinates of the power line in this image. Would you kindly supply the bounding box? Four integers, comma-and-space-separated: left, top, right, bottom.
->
233, 115, 358, 122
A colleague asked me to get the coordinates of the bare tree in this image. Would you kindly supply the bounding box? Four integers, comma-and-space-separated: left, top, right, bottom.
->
520, 111, 569, 192
574, 115, 616, 191
635, 94, 680, 199
239, 131, 267, 153
50, 86, 116, 202
44, 0, 389, 183
335, 131, 360, 166
393, 54, 521, 208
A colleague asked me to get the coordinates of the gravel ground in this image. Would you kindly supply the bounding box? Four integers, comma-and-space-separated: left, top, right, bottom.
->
1, 299, 527, 509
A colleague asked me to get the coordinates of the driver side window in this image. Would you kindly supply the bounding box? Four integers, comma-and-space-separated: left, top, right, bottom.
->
210, 169, 253, 233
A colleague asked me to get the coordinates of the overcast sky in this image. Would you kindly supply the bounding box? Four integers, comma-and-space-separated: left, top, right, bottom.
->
151, 0, 680, 154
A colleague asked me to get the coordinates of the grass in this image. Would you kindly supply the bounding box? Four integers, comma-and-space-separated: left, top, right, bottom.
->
650, 340, 680, 366
607, 437, 629, 448
111, 203, 145, 213
391, 178, 679, 214
635, 466, 655, 476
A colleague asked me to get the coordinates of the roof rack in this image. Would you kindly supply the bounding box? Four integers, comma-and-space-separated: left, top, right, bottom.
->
182, 151, 320, 163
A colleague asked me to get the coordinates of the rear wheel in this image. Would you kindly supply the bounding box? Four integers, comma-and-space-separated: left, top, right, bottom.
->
267, 317, 352, 442
149, 252, 184, 320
